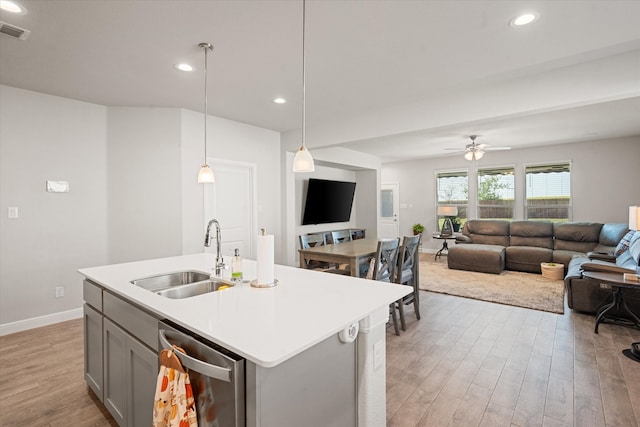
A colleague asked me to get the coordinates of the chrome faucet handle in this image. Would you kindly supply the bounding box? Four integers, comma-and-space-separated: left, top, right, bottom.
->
214, 262, 228, 277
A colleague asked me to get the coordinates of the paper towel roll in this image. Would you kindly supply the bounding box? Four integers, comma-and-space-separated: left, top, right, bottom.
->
257, 233, 275, 285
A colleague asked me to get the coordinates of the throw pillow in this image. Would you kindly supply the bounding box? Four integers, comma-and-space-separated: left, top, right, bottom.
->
628, 231, 640, 264
615, 230, 636, 256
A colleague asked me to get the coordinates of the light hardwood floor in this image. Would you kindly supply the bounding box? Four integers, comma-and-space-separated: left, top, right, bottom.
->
1, 291, 639, 426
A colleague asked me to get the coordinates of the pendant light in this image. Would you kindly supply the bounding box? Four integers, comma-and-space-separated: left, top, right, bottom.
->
197, 42, 215, 183
292, 0, 315, 173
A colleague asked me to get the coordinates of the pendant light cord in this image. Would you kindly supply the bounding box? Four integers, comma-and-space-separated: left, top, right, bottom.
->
199, 43, 213, 163
204, 45, 208, 161
301, 0, 306, 149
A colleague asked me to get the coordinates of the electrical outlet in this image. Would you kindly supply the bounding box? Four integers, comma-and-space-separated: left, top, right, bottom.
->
55, 286, 65, 298
8, 207, 18, 219
373, 339, 384, 370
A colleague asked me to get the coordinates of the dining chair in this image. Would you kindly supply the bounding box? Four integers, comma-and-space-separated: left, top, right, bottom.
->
369, 238, 402, 335
299, 233, 331, 271
331, 230, 352, 244
395, 235, 421, 331
329, 230, 353, 273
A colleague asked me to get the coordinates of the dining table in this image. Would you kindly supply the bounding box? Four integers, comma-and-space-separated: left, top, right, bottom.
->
298, 237, 382, 277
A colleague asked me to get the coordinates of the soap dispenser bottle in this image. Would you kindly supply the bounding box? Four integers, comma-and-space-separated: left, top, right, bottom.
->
231, 248, 243, 282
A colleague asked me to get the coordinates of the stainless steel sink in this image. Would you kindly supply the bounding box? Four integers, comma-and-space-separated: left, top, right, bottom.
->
130, 270, 234, 298
130, 270, 211, 292
156, 279, 234, 299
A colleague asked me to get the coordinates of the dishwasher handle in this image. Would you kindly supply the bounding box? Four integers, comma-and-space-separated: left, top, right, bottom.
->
159, 329, 232, 382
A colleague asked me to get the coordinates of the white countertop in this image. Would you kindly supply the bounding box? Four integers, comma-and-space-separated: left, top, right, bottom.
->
78, 253, 410, 368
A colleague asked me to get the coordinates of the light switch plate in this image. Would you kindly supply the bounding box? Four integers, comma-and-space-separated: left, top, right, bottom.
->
8, 207, 18, 218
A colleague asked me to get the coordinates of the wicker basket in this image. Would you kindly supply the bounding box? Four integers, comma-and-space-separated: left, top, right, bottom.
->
541, 262, 564, 280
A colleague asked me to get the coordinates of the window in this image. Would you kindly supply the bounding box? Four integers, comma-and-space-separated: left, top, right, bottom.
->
436, 170, 468, 231
477, 167, 515, 220
525, 163, 571, 222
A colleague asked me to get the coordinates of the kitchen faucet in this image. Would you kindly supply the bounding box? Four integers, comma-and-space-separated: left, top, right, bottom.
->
204, 219, 226, 276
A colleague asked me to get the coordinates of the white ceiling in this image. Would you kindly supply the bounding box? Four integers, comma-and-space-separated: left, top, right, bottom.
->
1, 0, 639, 162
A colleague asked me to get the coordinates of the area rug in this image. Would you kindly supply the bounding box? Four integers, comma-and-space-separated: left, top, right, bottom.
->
419, 260, 565, 314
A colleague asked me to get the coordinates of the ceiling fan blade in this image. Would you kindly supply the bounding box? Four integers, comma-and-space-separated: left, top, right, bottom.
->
485, 146, 511, 151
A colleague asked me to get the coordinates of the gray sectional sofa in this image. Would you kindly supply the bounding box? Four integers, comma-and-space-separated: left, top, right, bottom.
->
448, 220, 628, 274
447, 219, 640, 316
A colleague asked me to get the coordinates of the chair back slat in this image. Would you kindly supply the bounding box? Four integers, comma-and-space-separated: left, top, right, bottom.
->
331, 230, 352, 244
372, 238, 400, 283
299, 233, 326, 249
396, 235, 421, 284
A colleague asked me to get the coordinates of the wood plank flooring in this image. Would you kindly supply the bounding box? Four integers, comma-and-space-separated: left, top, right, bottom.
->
1, 288, 639, 426
387, 291, 640, 427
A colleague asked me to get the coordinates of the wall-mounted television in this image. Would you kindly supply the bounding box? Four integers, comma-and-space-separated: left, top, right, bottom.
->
302, 178, 357, 225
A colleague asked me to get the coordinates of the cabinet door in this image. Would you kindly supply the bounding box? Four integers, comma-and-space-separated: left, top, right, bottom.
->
104, 319, 127, 426
126, 336, 158, 427
84, 304, 104, 401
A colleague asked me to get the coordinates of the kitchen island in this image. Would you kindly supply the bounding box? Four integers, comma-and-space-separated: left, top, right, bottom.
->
79, 253, 410, 427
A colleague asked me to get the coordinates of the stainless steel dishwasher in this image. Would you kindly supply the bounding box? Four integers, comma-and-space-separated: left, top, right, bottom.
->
159, 320, 245, 427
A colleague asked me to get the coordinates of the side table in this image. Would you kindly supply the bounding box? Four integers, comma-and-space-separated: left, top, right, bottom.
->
432, 233, 458, 261
583, 271, 640, 334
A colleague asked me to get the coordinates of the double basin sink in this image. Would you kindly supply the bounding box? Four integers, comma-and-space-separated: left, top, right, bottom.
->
130, 270, 235, 299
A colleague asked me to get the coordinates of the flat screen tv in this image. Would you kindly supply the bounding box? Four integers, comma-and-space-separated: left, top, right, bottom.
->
302, 178, 356, 225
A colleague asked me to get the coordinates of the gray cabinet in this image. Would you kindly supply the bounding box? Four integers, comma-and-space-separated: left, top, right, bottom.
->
83, 279, 159, 427
83, 303, 103, 399
104, 318, 157, 427
104, 318, 127, 425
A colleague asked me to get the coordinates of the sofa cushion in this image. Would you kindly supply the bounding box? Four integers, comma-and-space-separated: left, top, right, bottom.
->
464, 220, 510, 246
553, 222, 602, 253
615, 230, 636, 256
553, 250, 585, 268
505, 246, 553, 273
509, 221, 553, 249
448, 243, 505, 274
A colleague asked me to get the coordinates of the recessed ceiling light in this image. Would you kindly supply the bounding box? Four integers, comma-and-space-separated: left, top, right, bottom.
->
174, 63, 193, 72
273, 98, 286, 104
509, 13, 538, 27
0, 0, 26, 14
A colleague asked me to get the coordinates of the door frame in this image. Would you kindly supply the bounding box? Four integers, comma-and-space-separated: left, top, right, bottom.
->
203, 158, 258, 259
379, 182, 400, 239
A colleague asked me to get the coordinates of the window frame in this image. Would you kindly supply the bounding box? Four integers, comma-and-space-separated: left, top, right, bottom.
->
476, 164, 516, 221
435, 168, 469, 231
524, 161, 572, 222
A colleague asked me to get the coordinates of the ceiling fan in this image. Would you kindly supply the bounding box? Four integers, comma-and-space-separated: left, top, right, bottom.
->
446, 135, 511, 161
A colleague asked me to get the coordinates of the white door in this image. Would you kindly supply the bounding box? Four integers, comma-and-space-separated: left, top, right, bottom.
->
204, 159, 257, 260
379, 183, 399, 239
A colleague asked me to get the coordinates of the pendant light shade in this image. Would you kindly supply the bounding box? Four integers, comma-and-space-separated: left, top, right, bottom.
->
293, 145, 315, 172
198, 164, 215, 183
197, 42, 215, 184
292, 0, 315, 173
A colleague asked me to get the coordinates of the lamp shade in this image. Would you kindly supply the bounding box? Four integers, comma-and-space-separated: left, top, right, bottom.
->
437, 206, 458, 216
198, 164, 215, 183
630, 205, 639, 231
292, 146, 315, 172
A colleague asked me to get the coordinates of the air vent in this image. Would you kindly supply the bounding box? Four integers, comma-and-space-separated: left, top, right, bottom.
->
0, 21, 30, 40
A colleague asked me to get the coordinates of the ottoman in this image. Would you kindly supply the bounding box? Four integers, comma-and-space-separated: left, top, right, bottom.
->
447, 244, 506, 274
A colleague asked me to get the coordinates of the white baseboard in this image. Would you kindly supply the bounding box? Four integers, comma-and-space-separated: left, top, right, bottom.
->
0, 308, 83, 336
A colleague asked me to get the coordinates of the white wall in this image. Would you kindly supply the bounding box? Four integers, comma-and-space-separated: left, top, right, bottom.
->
0, 87, 282, 332
0, 86, 109, 329
180, 109, 282, 261
107, 108, 183, 263
382, 136, 640, 252
282, 145, 382, 266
